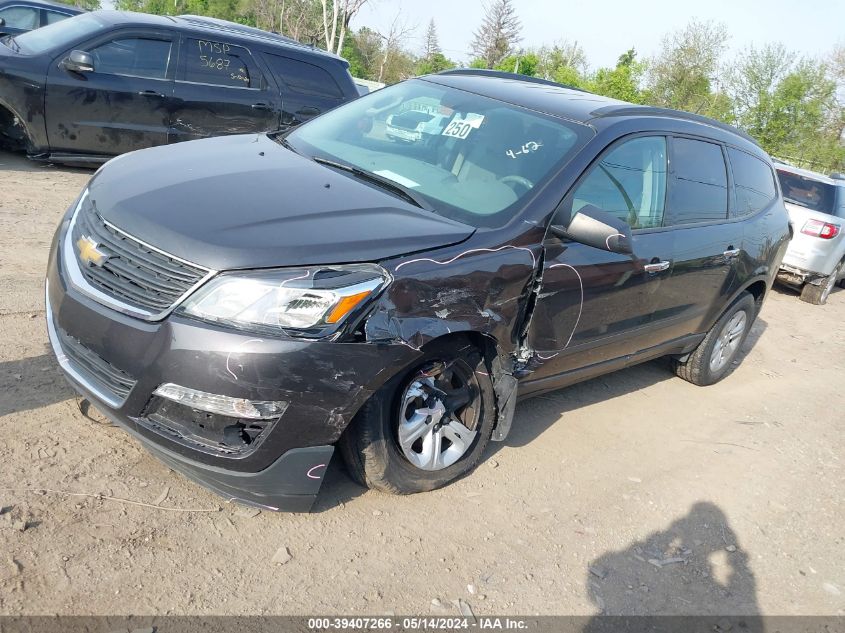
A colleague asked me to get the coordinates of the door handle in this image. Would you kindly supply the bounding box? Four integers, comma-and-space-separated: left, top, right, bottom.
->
138, 90, 165, 98
723, 248, 741, 258
644, 260, 671, 274
251, 102, 272, 111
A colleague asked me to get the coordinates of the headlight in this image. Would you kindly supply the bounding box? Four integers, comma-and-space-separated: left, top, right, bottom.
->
176, 264, 389, 336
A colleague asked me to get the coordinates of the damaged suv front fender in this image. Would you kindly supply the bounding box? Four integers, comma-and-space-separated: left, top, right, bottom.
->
360, 235, 546, 441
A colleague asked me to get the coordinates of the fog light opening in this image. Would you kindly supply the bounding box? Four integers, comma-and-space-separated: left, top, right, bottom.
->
153, 383, 288, 420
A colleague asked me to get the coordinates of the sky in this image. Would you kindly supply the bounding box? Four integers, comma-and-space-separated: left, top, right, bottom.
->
351, 0, 844, 69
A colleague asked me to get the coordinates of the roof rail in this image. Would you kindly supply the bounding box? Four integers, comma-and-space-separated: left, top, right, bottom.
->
435, 68, 587, 93
592, 105, 761, 147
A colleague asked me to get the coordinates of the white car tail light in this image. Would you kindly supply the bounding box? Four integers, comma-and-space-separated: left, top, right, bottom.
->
801, 219, 840, 240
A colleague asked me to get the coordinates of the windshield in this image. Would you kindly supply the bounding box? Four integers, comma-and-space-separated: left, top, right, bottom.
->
777, 170, 838, 215
284, 79, 591, 228
11, 12, 107, 55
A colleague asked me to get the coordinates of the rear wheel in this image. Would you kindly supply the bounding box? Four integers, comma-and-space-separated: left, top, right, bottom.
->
800, 262, 841, 305
673, 293, 756, 386
339, 338, 495, 494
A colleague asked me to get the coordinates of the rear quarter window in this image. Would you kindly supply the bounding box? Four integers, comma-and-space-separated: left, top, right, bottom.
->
728, 148, 777, 217
263, 53, 344, 100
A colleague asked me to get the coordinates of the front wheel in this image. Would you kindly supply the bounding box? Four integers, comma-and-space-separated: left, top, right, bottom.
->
800, 262, 841, 305
673, 293, 757, 386
339, 338, 496, 494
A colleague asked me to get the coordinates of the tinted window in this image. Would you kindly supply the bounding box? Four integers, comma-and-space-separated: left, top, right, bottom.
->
729, 149, 777, 216
777, 170, 838, 215
44, 9, 71, 25
570, 136, 667, 229
183, 38, 259, 88
91, 38, 172, 79
666, 137, 728, 225
0, 6, 39, 29
264, 53, 343, 99
11, 13, 107, 55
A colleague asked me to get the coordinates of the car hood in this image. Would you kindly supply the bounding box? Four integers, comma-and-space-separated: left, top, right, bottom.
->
87, 134, 476, 270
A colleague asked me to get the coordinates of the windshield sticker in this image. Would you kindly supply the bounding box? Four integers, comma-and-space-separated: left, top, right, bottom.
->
441, 114, 485, 140
373, 170, 420, 189
506, 141, 543, 159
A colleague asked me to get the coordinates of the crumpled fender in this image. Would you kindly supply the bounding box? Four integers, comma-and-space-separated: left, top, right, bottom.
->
364, 241, 545, 441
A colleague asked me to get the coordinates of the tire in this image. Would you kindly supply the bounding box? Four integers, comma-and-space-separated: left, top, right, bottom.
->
673, 292, 757, 387
799, 262, 841, 305
339, 337, 496, 494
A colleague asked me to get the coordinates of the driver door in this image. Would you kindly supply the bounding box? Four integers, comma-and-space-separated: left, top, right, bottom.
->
45, 29, 176, 156
526, 135, 676, 382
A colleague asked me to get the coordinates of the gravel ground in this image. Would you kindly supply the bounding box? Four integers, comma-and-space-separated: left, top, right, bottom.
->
0, 149, 843, 617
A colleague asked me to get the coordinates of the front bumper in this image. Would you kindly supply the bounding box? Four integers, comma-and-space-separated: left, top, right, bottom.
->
46, 212, 419, 511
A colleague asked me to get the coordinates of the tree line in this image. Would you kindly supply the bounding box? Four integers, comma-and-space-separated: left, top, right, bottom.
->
54, 0, 845, 172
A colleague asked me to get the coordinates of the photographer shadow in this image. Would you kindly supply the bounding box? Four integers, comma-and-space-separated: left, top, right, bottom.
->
583, 501, 763, 633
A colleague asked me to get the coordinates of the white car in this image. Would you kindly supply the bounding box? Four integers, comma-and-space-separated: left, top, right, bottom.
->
775, 165, 845, 304
385, 110, 447, 143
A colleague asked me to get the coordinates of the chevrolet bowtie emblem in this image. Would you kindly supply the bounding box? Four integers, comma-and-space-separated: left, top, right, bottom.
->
77, 235, 108, 267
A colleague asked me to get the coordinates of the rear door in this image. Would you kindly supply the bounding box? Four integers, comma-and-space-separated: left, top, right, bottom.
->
526, 134, 676, 382
261, 52, 348, 129
45, 29, 175, 156
649, 136, 744, 341
170, 36, 280, 143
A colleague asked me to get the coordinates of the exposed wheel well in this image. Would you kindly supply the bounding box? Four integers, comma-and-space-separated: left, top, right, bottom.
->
0, 104, 32, 151
745, 280, 766, 311
419, 331, 501, 368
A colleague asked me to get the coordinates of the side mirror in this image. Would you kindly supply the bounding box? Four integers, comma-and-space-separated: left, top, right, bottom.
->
62, 50, 94, 73
0, 18, 6, 27
550, 204, 633, 254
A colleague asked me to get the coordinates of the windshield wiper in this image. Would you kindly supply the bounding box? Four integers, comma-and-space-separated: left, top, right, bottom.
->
312, 156, 433, 211
2, 36, 20, 52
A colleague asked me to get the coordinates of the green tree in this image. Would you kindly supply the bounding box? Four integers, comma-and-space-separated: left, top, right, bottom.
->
726, 45, 844, 168
341, 27, 383, 80
416, 19, 455, 75
469, 0, 521, 69
587, 48, 647, 103
762, 62, 841, 165
494, 52, 539, 76
53, 0, 100, 9
647, 19, 729, 115
417, 52, 456, 75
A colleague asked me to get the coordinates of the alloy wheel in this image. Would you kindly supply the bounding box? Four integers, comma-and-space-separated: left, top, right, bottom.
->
709, 311, 748, 373
396, 361, 480, 471
821, 264, 840, 304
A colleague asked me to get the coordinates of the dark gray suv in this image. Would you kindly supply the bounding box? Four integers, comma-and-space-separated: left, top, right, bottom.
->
46, 70, 791, 511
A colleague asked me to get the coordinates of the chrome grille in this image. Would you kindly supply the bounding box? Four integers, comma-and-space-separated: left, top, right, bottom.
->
57, 327, 136, 403
70, 200, 209, 314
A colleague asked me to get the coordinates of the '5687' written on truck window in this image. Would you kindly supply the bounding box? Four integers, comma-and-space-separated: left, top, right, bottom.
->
186, 39, 253, 88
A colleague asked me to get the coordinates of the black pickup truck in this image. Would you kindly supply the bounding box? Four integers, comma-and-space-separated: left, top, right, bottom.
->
0, 0, 82, 37
0, 10, 359, 164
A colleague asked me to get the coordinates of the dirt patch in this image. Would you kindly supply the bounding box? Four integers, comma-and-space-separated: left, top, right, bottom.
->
0, 150, 842, 616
